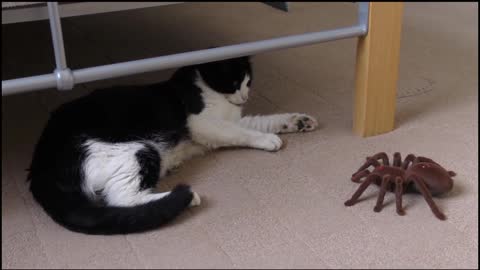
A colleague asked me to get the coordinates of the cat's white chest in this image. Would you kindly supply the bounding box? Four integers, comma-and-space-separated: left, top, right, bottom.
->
198, 91, 242, 121
205, 97, 242, 121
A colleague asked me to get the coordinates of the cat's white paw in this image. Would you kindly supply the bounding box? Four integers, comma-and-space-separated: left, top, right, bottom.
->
281, 113, 318, 133
189, 191, 201, 207
254, 133, 283, 151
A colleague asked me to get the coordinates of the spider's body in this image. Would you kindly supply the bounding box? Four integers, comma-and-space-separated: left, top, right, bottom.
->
345, 152, 455, 220
406, 162, 454, 195
369, 165, 412, 192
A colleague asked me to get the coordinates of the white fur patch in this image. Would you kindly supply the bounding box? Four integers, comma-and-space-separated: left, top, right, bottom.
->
82, 139, 204, 207
189, 191, 201, 207
82, 140, 147, 206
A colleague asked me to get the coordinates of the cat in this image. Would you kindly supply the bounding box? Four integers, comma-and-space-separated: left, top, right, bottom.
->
27, 56, 318, 235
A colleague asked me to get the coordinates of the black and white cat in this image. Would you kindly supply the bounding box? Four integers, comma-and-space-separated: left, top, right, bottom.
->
27, 56, 318, 235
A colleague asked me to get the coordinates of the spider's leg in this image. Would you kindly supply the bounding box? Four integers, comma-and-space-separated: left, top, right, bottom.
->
393, 152, 402, 167
374, 175, 391, 212
351, 169, 370, 183
354, 158, 381, 175
414, 156, 437, 165
410, 175, 447, 220
345, 174, 379, 207
395, 176, 406, 216
371, 152, 390, 166
401, 154, 417, 169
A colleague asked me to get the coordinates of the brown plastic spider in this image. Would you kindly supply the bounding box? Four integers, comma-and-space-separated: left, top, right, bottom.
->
344, 152, 455, 220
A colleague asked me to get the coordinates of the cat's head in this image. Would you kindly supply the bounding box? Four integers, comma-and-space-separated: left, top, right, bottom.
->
196, 56, 252, 105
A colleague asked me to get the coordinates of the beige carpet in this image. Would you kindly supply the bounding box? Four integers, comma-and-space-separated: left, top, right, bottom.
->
2, 2, 478, 269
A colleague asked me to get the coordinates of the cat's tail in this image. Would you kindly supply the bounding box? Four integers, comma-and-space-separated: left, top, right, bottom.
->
31, 182, 197, 235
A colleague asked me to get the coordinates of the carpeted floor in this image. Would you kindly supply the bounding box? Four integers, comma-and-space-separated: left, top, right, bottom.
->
2, 2, 478, 269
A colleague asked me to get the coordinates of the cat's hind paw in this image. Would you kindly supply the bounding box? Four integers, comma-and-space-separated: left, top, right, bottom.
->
189, 191, 201, 207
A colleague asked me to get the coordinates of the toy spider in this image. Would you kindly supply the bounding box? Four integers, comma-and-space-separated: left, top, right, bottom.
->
344, 152, 455, 220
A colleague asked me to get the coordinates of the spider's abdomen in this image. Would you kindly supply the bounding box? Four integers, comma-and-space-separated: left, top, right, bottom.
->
407, 163, 454, 196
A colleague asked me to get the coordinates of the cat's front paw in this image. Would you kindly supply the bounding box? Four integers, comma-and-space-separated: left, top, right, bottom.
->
253, 134, 283, 151
281, 114, 318, 133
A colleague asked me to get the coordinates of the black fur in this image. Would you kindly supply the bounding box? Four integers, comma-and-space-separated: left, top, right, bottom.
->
27, 56, 251, 235
136, 144, 161, 190
196, 57, 252, 94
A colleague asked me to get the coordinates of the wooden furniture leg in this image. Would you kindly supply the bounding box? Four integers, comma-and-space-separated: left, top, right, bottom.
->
353, 2, 404, 137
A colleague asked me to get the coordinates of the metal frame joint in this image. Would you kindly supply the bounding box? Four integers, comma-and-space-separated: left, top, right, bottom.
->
357, 2, 369, 35
54, 68, 75, 90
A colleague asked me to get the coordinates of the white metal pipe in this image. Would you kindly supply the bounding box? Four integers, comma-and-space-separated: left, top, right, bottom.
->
2, 2, 370, 96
